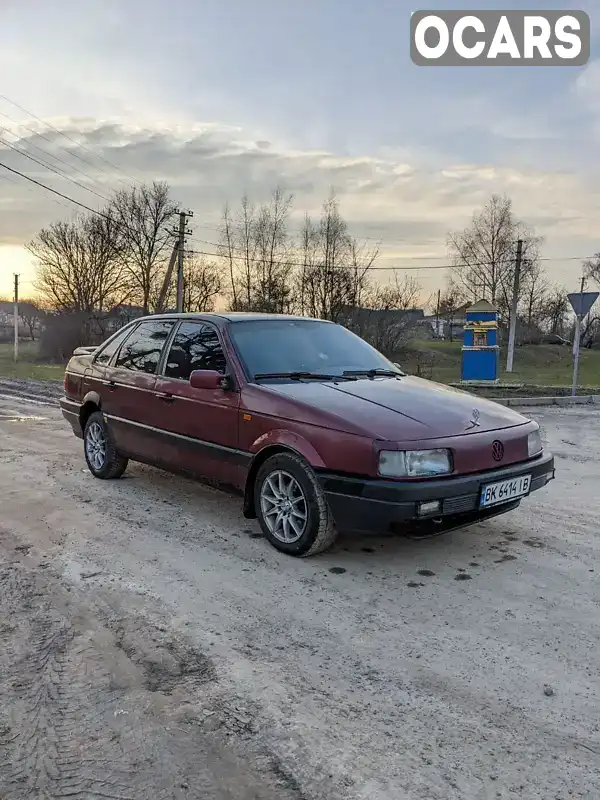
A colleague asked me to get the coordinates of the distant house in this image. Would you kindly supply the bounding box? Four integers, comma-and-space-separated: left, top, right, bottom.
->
423, 302, 471, 340
0, 300, 13, 326
0, 300, 31, 340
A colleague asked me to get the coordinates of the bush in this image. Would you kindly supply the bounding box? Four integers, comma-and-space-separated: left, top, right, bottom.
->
38, 312, 109, 363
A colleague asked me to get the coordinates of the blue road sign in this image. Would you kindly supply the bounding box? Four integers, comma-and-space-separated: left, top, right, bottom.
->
567, 292, 599, 320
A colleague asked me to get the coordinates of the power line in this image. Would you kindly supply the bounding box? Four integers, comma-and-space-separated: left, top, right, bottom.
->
0, 134, 111, 203
186, 248, 469, 271
186, 248, 594, 272
0, 110, 115, 195
187, 236, 593, 270
2, 159, 596, 275
188, 222, 422, 247
0, 166, 74, 212
0, 94, 138, 186
0, 160, 108, 217
0, 160, 177, 251
187, 230, 445, 252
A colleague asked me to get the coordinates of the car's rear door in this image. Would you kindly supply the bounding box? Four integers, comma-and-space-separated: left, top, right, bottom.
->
103, 318, 176, 461
83, 323, 139, 398
153, 320, 245, 488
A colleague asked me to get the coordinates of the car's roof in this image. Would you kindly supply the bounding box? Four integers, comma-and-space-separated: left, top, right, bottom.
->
136, 312, 332, 324
216, 312, 332, 324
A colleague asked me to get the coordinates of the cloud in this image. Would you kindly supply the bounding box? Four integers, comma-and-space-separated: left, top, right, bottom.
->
0, 117, 599, 296
575, 59, 600, 114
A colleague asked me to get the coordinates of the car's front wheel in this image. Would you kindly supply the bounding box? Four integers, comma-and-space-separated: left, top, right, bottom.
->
84, 411, 128, 479
254, 452, 338, 557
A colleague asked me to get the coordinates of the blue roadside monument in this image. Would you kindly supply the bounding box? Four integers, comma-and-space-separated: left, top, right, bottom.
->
461, 299, 499, 384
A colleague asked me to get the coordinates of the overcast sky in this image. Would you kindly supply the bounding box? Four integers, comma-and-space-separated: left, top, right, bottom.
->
0, 0, 599, 300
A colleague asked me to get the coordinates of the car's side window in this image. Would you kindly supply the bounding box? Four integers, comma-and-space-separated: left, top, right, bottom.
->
114, 320, 175, 375
163, 322, 227, 380
94, 325, 137, 366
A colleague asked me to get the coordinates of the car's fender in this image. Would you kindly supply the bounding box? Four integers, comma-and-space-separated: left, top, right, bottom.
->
82, 390, 102, 409
242, 429, 326, 519
249, 428, 326, 468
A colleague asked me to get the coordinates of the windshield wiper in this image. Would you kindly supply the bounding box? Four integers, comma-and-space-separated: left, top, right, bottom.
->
342, 368, 403, 378
254, 371, 357, 382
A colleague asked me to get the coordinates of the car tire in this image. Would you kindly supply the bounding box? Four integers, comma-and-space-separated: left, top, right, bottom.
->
83, 411, 128, 479
254, 452, 338, 557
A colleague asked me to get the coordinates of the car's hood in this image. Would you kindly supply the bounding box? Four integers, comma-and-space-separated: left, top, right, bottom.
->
268, 375, 528, 440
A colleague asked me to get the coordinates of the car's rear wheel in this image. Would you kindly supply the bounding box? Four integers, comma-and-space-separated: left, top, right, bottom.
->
84, 411, 128, 479
254, 452, 338, 557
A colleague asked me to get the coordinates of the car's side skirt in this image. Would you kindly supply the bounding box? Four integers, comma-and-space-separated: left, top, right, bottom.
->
104, 413, 253, 468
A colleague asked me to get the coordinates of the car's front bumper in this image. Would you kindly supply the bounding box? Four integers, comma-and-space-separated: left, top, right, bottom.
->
318, 451, 555, 536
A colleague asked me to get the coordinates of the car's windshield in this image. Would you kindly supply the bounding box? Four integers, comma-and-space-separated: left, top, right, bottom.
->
228, 319, 398, 380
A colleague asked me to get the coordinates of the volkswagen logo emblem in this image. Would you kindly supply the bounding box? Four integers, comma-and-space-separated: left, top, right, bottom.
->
492, 440, 504, 461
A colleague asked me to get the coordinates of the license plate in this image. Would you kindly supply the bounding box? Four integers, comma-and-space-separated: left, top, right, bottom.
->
480, 474, 531, 508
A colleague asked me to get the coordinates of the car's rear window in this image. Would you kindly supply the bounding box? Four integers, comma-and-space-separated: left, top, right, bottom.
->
228, 319, 394, 379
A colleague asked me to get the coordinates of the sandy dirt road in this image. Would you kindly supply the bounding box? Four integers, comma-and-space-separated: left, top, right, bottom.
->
0, 394, 599, 799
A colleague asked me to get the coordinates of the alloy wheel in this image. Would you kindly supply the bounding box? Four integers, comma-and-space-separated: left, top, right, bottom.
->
85, 421, 107, 472
260, 469, 308, 543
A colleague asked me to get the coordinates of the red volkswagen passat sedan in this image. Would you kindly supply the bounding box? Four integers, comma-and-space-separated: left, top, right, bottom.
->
60, 313, 555, 556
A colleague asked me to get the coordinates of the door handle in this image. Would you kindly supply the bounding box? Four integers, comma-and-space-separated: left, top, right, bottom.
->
156, 392, 175, 403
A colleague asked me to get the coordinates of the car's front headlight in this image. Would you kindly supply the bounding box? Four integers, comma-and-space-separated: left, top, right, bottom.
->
378, 449, 452, 478
527, 428, 543, 458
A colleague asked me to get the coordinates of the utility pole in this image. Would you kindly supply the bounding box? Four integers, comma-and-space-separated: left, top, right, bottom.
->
435, 288, 441, 337
13, 273, 19, 363
505, 238, 523, 373
174, 210, 193, 313
156, 243, 179, 314
571, 275, 586, 397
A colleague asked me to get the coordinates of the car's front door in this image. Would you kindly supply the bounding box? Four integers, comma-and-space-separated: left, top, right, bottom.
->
103, 318, 176, 461
153, 321, 244, 488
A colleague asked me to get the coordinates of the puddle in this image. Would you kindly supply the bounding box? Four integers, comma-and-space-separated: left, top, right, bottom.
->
0, 415, 48, 422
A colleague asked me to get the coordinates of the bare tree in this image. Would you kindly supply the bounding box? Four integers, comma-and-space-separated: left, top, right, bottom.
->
252, 187, 295, 313
181, 254, 222, 312
110, 181, 177, 313
298, 193, 377, 322
520, 260, 550, 327
448, 195, 543, 324
219, 201, 240, 310
18, 299, 44, 341
540, 286, 570, 336
218, 188, 293, 312
28, 211, 126, 317
437, 277, 467, 342
583, 253, 600, 286
355, 273, 422, 355
226, 194, 258, 311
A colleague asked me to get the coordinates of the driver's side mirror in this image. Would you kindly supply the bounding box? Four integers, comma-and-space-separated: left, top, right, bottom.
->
190, 369, 228, 390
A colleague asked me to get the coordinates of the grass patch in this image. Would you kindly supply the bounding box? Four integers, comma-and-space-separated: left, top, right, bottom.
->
398, 339, 600, 390
0, 341, 64, 381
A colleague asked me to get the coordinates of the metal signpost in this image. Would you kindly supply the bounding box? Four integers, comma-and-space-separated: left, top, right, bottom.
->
567, 289, 599, 396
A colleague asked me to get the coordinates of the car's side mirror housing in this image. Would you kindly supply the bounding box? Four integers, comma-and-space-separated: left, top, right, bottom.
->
190, 369, 225, 390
